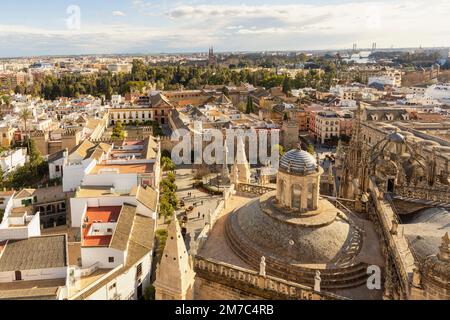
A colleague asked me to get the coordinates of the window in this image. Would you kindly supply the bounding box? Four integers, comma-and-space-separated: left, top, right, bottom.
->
291, 185, 302, 210
108, 257, 115, 263
55, 165, 60, 172
136, 263, 143, 279
107, 228, 113, 233
21, 199, 32, 206
15, 271, 22, 281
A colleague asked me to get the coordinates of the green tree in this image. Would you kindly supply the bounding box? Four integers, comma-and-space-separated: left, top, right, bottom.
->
161, 156, 176, 172
159, 195, 174, 219
19, 108, 32, 134
1, 95, 12, 107
144, 285, 156, 300
282, 76, 291, 95
245, 96, 254, 114
272, 144, 285, 157
306, 144, 315, 155
237, 102, 246, 113
28, 139, 44, 165
222, 86, 230, 97
111, 121, 126, 140
166, 171, 176, 184
131, 59, 148, 81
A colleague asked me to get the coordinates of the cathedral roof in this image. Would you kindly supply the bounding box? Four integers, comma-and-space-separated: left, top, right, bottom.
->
227, 195, 360, 266
387, 131, 405, 143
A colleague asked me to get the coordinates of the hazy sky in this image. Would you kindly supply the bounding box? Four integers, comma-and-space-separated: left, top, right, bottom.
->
0, 0, 449, 57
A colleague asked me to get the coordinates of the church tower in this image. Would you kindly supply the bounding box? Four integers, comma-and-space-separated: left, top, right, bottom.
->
208, 46, 216, 65
154, 217, 196, 300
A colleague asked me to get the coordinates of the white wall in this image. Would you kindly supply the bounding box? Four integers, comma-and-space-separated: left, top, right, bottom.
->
70, 196, 140, 228
87, 222, 116, 236
0, 266, 67, 283
0, 213, 40, 242
0, 196, 14, 220
81, 247, 125, 269
82, 173, 137, 193
81, 252, 152, 300
0, 149, 27, 175
63, 159, 96, 192
13, 196, 34, 208
27, 212, 41, 237
69, 199, 87, 228
49, 157, 66, 180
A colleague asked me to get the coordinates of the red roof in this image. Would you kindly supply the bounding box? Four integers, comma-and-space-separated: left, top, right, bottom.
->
122, 140, 144, 146
82, 206, 121, 247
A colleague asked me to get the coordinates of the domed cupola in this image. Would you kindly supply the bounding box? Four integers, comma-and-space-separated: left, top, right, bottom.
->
279, 149, 318, 176
276, 148, 323, 212
387, 131, 405, 144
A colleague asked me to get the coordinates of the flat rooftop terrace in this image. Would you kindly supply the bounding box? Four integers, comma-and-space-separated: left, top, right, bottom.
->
82, 206, 121, 247
91, 162, 153, 174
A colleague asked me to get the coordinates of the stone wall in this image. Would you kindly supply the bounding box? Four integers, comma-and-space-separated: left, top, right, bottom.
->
194, 256, 345, 300
195, 278, 265, 300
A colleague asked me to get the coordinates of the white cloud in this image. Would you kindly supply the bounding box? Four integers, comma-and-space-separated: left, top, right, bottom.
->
113, 11, 126, 17
0, 0, 449, 56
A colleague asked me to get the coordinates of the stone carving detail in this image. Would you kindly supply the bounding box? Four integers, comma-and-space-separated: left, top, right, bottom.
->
314, 270, 321, 292
259, 256, 266, 277
194, 256, 345, 300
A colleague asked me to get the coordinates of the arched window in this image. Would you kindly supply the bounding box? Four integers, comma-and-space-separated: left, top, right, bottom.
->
280, 180, 286, 205
291, 184, 302, 210
307, 183, 314, 210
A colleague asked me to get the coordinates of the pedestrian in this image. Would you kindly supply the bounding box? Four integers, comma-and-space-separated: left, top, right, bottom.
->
202, 214, 205, 220
198, 212, 200, 219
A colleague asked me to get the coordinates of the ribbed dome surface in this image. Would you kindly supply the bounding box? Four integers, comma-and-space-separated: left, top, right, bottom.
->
280, 149, 317, 175
387, 131, 405, 143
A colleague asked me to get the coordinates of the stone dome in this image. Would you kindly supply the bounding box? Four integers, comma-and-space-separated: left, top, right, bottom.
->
279, 149, 317, 176
226, 194, 361, 266
387, 131, 405, 143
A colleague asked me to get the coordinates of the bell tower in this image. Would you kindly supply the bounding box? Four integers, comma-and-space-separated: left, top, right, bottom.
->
154, 216, 196, 300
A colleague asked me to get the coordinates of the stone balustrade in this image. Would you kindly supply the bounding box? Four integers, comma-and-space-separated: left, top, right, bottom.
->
369, 177, 414, 298
194, 256, 346, 300
224, 210, 369, 290
236, 183, 276, 195
395, 184, 450, 205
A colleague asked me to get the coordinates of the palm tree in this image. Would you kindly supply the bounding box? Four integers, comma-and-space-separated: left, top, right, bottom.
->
19, 108, 32, 133
19, 109, 32, 150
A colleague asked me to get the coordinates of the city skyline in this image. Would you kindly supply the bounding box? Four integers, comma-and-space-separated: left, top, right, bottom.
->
0, 0, 449, 57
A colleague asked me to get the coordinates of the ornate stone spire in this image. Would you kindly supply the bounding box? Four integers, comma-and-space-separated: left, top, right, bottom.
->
234, 136, 251, 183
154, 216, 196, 300
438, 232, 450, 262
221, 140, 230, 182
